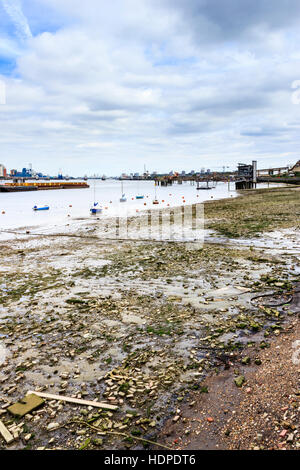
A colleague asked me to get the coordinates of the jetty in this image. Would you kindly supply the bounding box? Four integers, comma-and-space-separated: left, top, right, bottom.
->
0, 181, 89, 192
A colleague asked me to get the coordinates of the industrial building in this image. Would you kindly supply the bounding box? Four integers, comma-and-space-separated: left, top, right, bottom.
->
0, 164, 7, 178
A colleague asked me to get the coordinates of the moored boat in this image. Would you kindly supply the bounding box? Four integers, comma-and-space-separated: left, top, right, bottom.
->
33, 205, 49, 211
90, 202, 102, 214
120, 182, 127, 202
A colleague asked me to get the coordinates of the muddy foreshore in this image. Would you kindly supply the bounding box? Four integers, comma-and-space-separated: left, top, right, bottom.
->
0, 186, 299, 450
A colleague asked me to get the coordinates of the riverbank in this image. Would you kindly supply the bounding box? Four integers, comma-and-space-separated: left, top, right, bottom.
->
0, 186, 299, 450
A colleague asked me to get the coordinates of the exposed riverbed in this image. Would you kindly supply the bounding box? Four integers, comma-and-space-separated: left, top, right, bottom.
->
0, 186, 299, 450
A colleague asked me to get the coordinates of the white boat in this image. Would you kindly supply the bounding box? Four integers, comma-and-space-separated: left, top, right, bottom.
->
152, 184, 159, 204
90, 181, 103, 214
120, 182, 127, 202
90, 202, 102, 214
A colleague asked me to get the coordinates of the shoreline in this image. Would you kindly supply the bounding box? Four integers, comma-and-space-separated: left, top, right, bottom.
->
0, 182, 290, 241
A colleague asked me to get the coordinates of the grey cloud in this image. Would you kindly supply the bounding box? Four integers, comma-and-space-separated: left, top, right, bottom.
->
164, 0, 300, 43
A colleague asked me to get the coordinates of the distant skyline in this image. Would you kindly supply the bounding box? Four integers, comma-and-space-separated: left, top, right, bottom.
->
1, 0, 300, 176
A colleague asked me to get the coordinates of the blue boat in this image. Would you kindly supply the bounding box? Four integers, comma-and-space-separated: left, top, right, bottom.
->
136, 195, 144, 199
90, 202, 102, 214
90, 182, 103, 214
33, 205, 49, 211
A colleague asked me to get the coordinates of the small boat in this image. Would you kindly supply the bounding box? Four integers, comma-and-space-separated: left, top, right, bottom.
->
120, 182, 127, 202
136, 179, 144, 199
90, 181, 102, 214
90, 202, 102, 214
152, 184, 159, 204
33, 205, 49, 211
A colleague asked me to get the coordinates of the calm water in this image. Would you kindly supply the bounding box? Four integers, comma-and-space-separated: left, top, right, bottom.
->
0, 179, 280, 234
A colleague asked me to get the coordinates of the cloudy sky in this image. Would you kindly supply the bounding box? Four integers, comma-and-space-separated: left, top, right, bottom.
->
0, 0, 300, 176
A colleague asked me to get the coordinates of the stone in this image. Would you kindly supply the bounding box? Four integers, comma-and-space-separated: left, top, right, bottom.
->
241, 356, 251, 365
47, 422, 60, 431
93, 438, 103, 446
234, 375, 245, 388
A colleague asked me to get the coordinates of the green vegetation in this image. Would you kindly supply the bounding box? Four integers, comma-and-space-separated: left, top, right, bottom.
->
205, 187, 300, 238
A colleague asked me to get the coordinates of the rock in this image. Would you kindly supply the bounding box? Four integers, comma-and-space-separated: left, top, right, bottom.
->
234, 375, 245, 388
93, 438, 103, 446
241, 356, 250, 365
47, 422, 59, 431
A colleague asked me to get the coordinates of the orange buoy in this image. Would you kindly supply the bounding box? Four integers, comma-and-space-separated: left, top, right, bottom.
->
144, 203, 147, 206
162, 200, 164, 202
69, 205, 72, 207
2, 211, 5, 214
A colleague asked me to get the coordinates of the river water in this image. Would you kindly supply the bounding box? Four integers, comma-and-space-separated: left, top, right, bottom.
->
0, 179, 282, 236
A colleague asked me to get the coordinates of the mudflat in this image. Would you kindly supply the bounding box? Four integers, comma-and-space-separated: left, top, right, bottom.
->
0, 186, 299, 450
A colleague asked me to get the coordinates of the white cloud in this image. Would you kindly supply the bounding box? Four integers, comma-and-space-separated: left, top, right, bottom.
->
1, 0, 300, 175
2, 0, 32, 41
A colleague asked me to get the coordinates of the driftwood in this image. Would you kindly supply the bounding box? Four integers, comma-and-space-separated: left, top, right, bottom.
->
26, 391, 118, 411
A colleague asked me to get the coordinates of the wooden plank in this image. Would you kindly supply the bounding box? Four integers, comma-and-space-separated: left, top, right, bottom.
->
0, 420, 14, 444
8, 394, 44, 417
27, 391, 118, 411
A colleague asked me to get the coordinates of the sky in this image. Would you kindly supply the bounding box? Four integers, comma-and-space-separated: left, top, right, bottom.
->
0, 0, 300, 176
